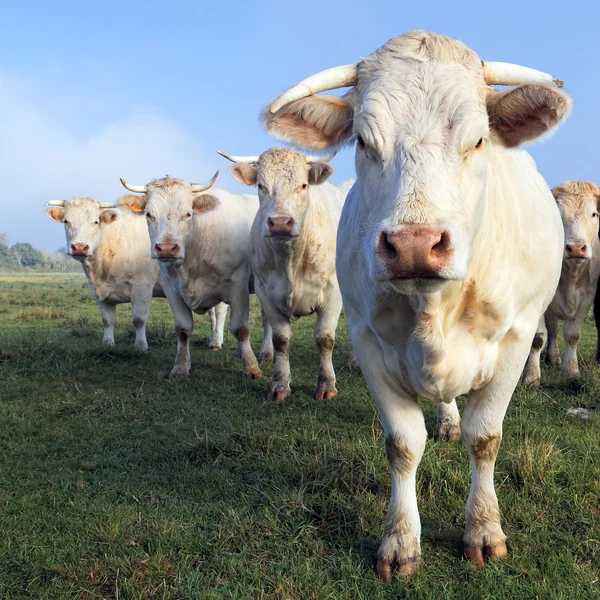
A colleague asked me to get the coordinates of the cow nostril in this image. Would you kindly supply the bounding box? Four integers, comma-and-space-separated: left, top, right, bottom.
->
431, 231, 451, 257
581, 245, 587, 254
378, 232, 398, 261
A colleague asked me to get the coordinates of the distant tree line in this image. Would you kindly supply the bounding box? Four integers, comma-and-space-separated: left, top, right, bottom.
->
0, 233, 80, 272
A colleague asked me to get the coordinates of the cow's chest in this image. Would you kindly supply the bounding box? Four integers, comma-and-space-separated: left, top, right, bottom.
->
264, 271, 322, 319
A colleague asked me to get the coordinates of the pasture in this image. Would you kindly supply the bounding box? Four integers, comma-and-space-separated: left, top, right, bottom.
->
0, 273, 598, 599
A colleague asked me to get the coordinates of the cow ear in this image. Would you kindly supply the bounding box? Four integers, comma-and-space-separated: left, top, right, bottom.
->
117, 193, 147, 214
263, 94, 355, 151
308, 162, 333, 186
46, 207, 65, 222
487, 85, 571, 148
192, 194, 220, 213
100, 209, 119, 224
229, 164, 257, 186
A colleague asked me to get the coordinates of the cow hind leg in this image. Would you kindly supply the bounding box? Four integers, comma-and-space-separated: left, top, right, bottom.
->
268, 321, 292, 402
522, 316, 546, 386
208, 302, 228, 351
98, 302, 116, 347
313, 296, 342, 400
131, 293, 152, 352
563, 316, 584, 377
594, 282, 600, 362
171, 307, 194, 380
229, 289, 261, 380
434, 399, 461, 442
545, 312, 560, 365
259, 307, 274, 363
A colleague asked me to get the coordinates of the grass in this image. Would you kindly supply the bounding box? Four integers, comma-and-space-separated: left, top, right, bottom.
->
0, 273, 598, 599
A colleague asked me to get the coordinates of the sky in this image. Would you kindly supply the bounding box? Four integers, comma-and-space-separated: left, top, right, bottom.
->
1, 0, 596, 250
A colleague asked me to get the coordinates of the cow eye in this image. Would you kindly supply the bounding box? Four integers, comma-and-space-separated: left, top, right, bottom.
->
357, 135, 366, 148
257, 183, 263, 191
186, 212, 192, 219
302, 184, 308, 190
146, 212, 154, 221
475, 138, 483, 149
593, 212, 599, 219
64, 220, 70, 226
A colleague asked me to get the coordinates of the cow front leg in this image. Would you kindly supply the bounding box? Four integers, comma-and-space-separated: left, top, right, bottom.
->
268, 319, 292, 402
594, 281, 600, 362
545, 312, 560, 365
563, 313, 586, 377
351, 333, 426, 579
98, 301, 116, 346
208, 302, 228, 351
461, 336, 533, 565
522, 315, 546, 386
229, 287, 261, 380
171, 305, 194, 380
434, 399, 461, 441
259, 307, 274, 363
130, 290, 152, 351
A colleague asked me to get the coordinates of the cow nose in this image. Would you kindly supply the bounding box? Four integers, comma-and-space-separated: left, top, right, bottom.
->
154, 242, 180, 258
565, 243, 587, 258
376, 227, 453, 277
267, 215, 295, 236
70, 243, 90, 256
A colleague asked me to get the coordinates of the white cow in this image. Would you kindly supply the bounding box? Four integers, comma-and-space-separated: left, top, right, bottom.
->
46, 196, 227, 352
263, 31, 570, 576
523, 181, 600, 383
119, 173, 271, 380
219, 148, 352, 402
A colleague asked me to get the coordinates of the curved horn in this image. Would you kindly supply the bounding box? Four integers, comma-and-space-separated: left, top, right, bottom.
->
216, 150, 260, 164
305, 152, 337, 163
483, 62, 564, 88
120, 177, 147, 194
190, 170, 219, 193
46, 200, 65, 207
98, 202, 114, 209
270, 63, 358, 114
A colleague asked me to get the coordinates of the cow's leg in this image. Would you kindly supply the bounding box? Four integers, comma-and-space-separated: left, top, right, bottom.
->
313, 298, 342, 400
462, 335, 533, 565
563, 311, 586, 377
348, 327, 425, 580
347, 351, 359, 369
229, 286, 261, 380
545, 312, 560, 365
98, 301, 116, 346
522, 315, 546, 386
259, 307, 274, 363
594, 283, 600, 362
130, 290, 152, 351
208, 302, 228, 351
267, 316, 293, 402
434, 399, 461, 442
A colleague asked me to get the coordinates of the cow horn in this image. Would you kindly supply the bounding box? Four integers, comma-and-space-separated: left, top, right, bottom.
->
190, 170, 219, 193
120, 178, 147, 194
46, 200, 66, 206
305, 152, 336, 163
483, 62, 564, 88
216, 151, 260, 164
98, 203, 114, 209
269, 63, 358, 114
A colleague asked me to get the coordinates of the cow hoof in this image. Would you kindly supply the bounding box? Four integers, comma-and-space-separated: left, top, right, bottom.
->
244, 369, 262, 381
464, 542, 508, 566
133, 343, 149, 352
434, 421, 461, 442
208, 344, 222, 352
522, 372, 540, 387
268, 384, 290, 404
347, 354, 359, 369
102, 339, 115, 347
169, 367, 190, 381
259, 350, 274, 363
376, 555, 420, 581
314, 383, 338, 400
545, 353, 560, 365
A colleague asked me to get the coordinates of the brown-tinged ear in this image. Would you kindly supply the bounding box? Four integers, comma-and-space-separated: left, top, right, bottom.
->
308, 162, 334, 185
117, 193, 147, 214
192, 194, 220, 213
46, 207, 65, 222
100, 209, 119, 224
262, 94, 354, 152
487, 85, 572, 148
229, 164, 257, 186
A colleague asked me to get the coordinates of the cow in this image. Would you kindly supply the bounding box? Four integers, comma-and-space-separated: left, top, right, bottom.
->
46, 197, 228, 352
523, 181, 600, 383
118, 173, 271, 380
262, 31, 570, 577
218, 148, 353, 402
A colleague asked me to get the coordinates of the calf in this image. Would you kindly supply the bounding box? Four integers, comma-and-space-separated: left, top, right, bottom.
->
523, 181, 600, 382
263, 31, 569, 575
220, 148, 351, 401
119, 174, 270, 379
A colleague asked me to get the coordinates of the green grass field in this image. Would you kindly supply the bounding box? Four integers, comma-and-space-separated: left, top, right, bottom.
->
0, 273, 598, 599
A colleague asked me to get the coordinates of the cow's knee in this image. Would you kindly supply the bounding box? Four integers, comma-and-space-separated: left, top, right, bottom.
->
273, 332, 290, 354
385, 435, 416, 478
468, 433, 501, 466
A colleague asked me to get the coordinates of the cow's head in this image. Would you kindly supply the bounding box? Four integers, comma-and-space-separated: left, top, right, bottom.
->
45, 197, 118, 260
218, 148, 333, 239
552, 181, 600, 263
263, 31, 571, 295
118, 173, 219, 265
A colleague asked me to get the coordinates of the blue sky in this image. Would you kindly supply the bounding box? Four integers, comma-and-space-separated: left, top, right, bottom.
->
1, 0, 596, 249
